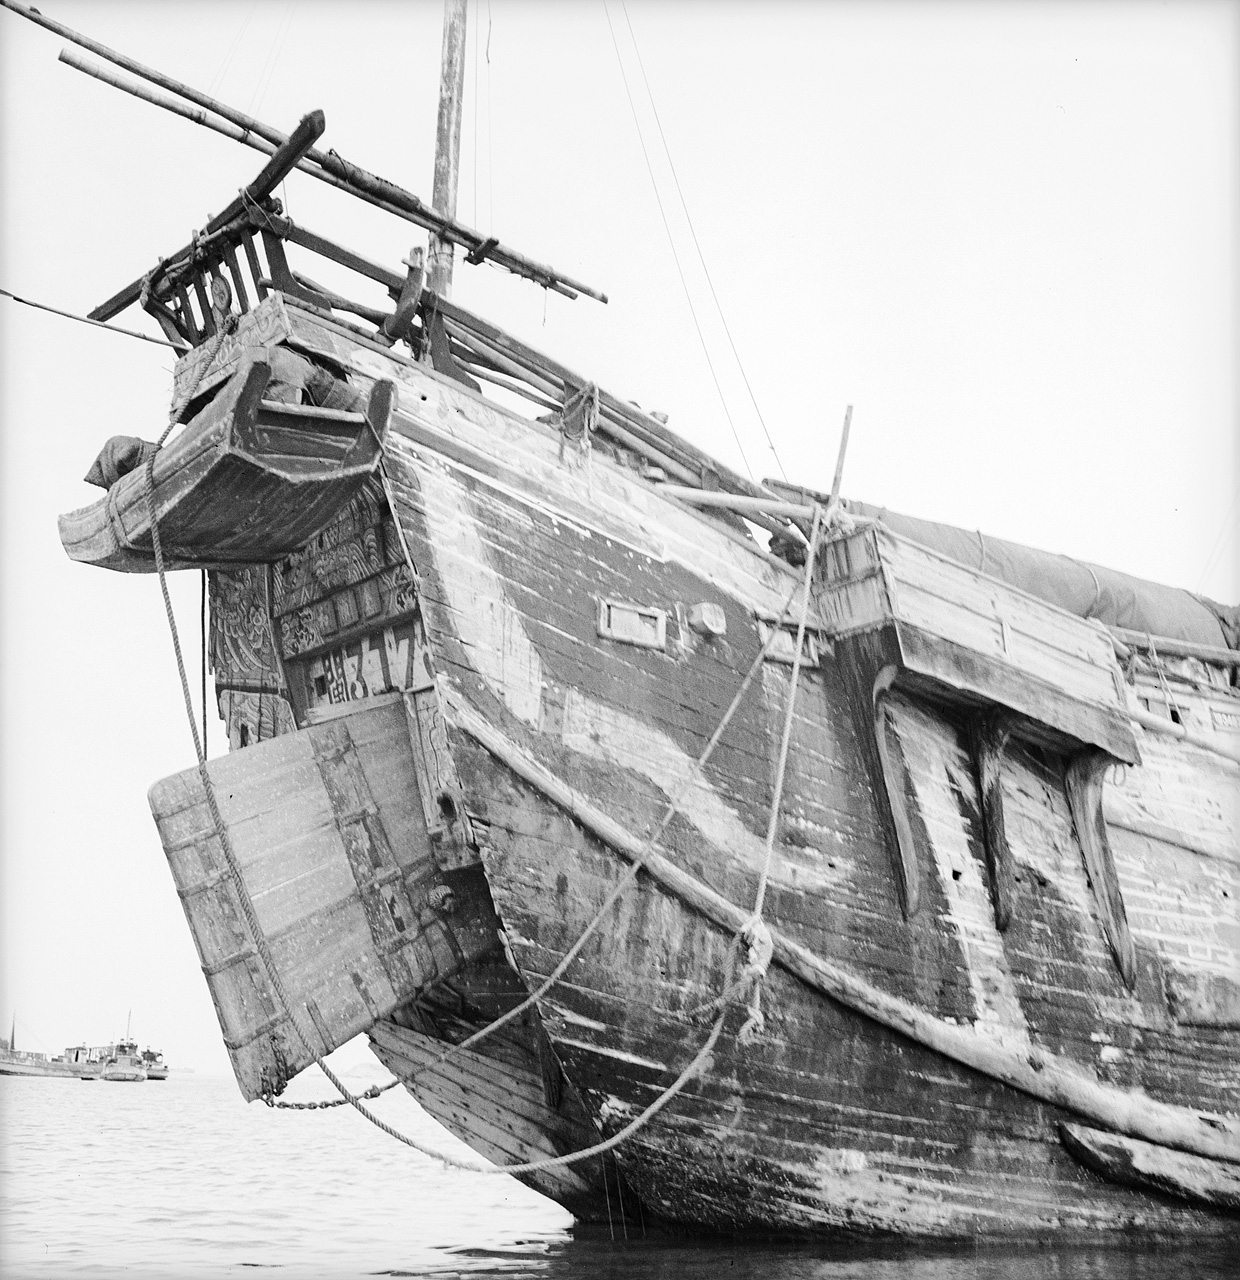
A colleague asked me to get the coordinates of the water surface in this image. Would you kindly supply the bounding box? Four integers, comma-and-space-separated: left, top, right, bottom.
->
2, 1069, 1234, 1279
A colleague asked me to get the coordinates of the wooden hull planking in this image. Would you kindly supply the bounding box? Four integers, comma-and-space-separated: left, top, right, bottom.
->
369, 961, 641, 1225
360, 346, 1236, 1236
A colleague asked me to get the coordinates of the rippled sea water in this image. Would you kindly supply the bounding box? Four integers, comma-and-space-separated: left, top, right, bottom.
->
2, 1067, 1235, 1279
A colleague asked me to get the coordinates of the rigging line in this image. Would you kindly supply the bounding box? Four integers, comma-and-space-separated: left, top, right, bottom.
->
602, 1, 754, 481
0, 287, 186, 350
471, 0, 479, 228
485, 0, 493, 230
1195, 486, 1240, 593
620, 3, 786, 483
248, 0, 296, 120
200, 571, 208, 759
209, 0, 259, 96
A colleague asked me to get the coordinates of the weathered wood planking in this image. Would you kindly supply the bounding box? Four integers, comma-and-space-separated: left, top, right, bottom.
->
361, 356, 1240, 1235
59, 361, 391, 573
373, 960, 643, 1224
370, 978, 640, 1225
816, 525, 1139, 763
149, 697, 498, 1099
457, 736, 1237, 1238
1060, 1123, 1240, 1210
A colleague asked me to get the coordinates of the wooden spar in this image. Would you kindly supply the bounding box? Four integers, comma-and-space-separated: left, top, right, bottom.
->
89, 110, 327, 323
442, 683, 1240, 1165
654, 486, 817, 520
1130, 704, 1240, 768
1112, 626, 1240, 670
429, 0, 468, 297
3, 0, 605, 305
829, 404, 853, 506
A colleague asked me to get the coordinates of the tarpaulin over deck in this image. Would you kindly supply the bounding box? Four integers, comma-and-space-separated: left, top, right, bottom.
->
844, 501, 1234, 650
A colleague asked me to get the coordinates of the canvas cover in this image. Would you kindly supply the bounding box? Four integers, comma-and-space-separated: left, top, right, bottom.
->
843, 501, 1233, 650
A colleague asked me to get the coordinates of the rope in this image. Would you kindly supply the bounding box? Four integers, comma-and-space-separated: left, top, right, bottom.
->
736, 504, 824, 1042
0, 285, 186, 350
1146, 634, 1183, 723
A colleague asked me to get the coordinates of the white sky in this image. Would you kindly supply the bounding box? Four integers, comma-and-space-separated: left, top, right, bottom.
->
1, 0, 1236, 1073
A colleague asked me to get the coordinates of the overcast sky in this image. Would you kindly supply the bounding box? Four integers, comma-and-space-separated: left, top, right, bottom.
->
1, 0, 1236, 1074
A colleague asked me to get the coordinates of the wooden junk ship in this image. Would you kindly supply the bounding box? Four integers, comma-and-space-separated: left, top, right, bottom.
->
26, 0, 1240, 1241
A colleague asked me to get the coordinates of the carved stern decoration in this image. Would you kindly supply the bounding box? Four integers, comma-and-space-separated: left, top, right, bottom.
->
816, 524, 1141, 984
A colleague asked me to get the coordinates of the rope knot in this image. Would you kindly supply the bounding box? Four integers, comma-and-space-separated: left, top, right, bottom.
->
738, 914, 773, 987
735, 914, 774, 1044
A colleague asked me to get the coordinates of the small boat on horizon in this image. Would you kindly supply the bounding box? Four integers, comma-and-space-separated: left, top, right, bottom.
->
101, 1041, 148, 1083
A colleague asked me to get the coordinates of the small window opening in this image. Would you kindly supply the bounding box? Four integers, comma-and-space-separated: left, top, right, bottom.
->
597, 599, 667, 650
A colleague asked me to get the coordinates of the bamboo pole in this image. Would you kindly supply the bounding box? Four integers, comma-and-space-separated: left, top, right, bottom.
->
442, 684, 1240, 1165
2, 0, 605, 304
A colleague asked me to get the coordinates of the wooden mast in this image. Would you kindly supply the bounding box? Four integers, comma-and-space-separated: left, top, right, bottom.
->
429, 0, 468, 298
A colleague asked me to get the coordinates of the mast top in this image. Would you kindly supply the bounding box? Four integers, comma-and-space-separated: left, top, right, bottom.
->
428, 0, 468, 298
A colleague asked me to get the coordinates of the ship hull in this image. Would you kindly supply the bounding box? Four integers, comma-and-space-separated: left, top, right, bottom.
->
367, 355, 1238, 1238
72, 305, 1237, 1239
0, 1057, 97, 1080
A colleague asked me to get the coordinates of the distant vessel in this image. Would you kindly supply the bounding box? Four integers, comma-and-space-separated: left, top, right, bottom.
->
0, 1015, 170, 1083
101, 1042, 148, 1083
0, 1019, 105, 1079
101, 1014, 151, 1082
140, 1047, 169, 1081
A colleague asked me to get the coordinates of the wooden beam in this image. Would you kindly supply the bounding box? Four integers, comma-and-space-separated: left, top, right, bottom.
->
969, 712, 1017, 932
429, 0, 467, 297
91, 109, 326, 321
1060, 1123, 1240, 1210
1111, 627, 1239, 670
1065, 749, 1136, 990
654, 486, 816, 521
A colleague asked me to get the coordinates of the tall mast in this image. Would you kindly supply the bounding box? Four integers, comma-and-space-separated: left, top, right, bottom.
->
428, 0, 468, 298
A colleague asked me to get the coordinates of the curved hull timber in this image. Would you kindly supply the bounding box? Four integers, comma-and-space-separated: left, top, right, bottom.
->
57, 359, 392, 573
